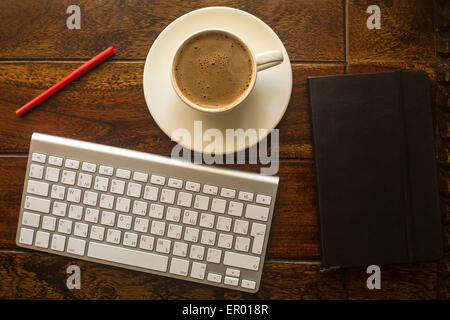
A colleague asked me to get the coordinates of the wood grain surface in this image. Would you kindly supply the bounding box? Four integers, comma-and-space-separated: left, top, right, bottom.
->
0, 0, 344, 62
0, 0, 445, 300
0, 62, 344, 158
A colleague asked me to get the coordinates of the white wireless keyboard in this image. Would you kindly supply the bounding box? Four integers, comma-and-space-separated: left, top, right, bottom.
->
16, 133, 278, 292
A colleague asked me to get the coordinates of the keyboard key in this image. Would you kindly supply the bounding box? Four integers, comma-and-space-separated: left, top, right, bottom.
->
184, 227, 199, 242
116, 168, 131, 179
27, 179, 49, 197
85, 208, 99, 223
166, 207, 181, 222
250, 223, 266, 255
117, 214, 132, 229
241, 279, 256, 290
177, 192, 193, 207
238, 191, 254, 202
190, 262, 206, 280
19, 227, 34, 245
203, 184, 218, 195
245, 204, 270, 222
199, 213, 215, 229
169, 258, 189, 276
123, 232, 138, 247
83, 191, 98, 206
194, 195, 209, 210
182, 210, 198, 225
151, 175, 165, 186
116, 197, 131, 213
42, 216, 56, 231
58, 219, 72, 234
220, 188, 236, 199
156, 238, 171, 254
200, 230, 216, 246
167, 224, 182, 239
65, 159, 80, 169
216, 216, 232, 232
22, 211, 40, 228
68, 205, 83, 220
143, 185, 158, 201
256, 194, 272, 205
226, 268, 240, 278
32, 152, 46, 163
223, 251, 260, 271
211, 198, 226, 214
133, 171, 148, 182
67, 188, 82, 203
99, 165, 114, 176
35, 231, 50, 248
233, 219, 249, 235
90, 226, 105, 241
168, 178, 183, 189
228, 201, 243, 217
134, 217, 149, 233
77, 173, 92, 188
48, 156, 63, 167
82, 162, 96, 173
51, 234, 66, 251
61, 170, 76, 185
67, 237, 86, 255
235, 237, 251, 252
150, 221, 166, 236
94, 176, 109, 192
218, 233, 233, 249
87, 241, 168, 272
101, 211, 116, 226
185, 181, 200, 192
149, 203, 164, 219
111, 179, 126, 195
132, 200, 148, 216
139, 235, 154, 251
29, 164, 44, 179
99, 194, 114, 210
25, 195, 51, 213
224, 276, 239, 286
74, 222, 89, 238
50, 185, 66, 200
45, 167, 60, 182
173, 241, 188, 257
106, 229, 121, 244
127, 182, 142, 198
207, 272, 222, 283
160, 188, 175, 204
206, 248, 222, 263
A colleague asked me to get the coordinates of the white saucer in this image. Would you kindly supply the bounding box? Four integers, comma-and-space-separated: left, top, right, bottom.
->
143, 6, 292, 155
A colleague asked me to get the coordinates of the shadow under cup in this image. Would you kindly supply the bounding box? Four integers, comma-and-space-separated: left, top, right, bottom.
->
171, 29, 256, 113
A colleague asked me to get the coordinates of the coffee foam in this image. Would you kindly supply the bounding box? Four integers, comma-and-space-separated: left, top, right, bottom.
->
173, 31, 254, 109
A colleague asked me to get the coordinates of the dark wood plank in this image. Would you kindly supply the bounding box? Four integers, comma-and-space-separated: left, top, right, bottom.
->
0, 62, 344, 158
0, 251, 345, 299
0, 0, 344, 62
0, 250, 439, 299
348, 0, 435, 64
344, 262, 438, 300
0, 157, 321, 260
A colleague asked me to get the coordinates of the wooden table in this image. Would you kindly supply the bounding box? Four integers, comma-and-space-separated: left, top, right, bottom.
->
0, 0, 447, 299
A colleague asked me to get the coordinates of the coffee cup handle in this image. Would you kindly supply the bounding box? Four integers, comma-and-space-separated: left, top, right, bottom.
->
255, 50, 284, 71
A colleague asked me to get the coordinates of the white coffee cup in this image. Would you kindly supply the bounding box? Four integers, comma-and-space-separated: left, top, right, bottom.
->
171, 28, 284, 113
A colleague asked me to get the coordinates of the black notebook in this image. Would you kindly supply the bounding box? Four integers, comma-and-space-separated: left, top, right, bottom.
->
308, 70, 443, 268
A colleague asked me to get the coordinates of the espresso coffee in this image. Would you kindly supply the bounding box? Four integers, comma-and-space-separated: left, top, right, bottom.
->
173, 31, 254, 109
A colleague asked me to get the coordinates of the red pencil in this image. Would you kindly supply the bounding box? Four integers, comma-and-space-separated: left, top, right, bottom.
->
15, 46, 115, 117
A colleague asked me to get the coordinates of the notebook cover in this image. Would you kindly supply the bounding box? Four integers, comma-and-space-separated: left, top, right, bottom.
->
308, 70, 442, 268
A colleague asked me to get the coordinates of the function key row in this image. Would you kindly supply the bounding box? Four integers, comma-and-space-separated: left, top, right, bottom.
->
31, 153, 271, 205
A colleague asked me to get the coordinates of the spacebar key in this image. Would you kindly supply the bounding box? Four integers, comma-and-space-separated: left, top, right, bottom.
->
87, 241, 168, 272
